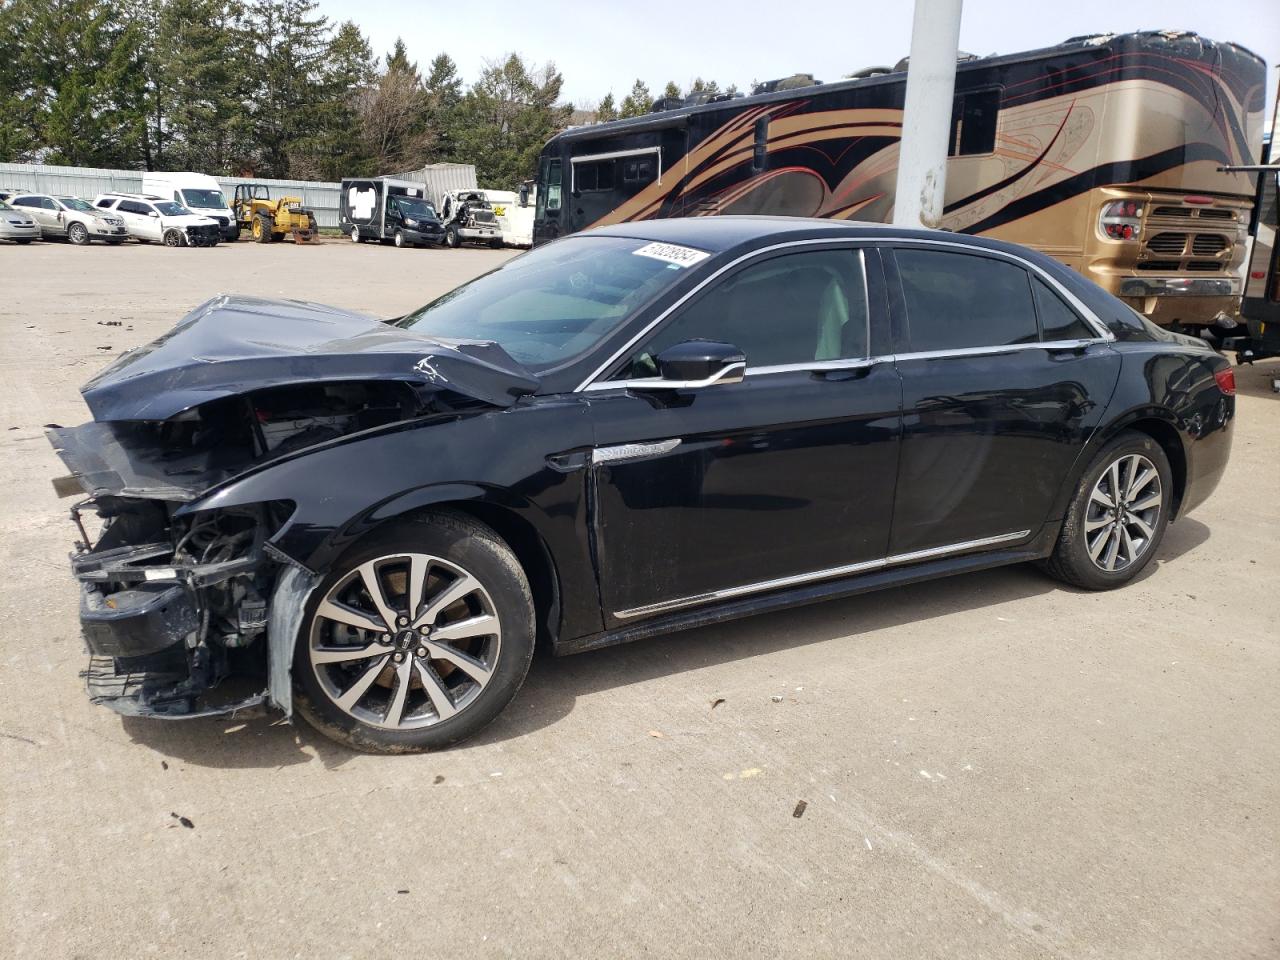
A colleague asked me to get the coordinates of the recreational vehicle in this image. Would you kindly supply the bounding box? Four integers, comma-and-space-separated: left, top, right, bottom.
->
532, 31, 1266, 333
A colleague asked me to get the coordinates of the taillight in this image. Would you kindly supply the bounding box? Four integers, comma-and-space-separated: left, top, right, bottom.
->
1214, 367, 1236, 396
1098, 199, 1143, 240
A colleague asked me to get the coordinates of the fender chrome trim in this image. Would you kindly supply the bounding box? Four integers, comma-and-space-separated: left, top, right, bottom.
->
612, 529, 1033, 620
592, 438, 682, 465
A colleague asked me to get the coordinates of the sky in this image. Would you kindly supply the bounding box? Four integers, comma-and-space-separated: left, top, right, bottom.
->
317, 0, 1280, 122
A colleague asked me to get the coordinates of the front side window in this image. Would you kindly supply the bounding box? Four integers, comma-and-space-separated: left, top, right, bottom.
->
397, 236, 695, 369
153, 200, 187, 216
619, 249, 869, 378
622, 156, 656, 185
896, 249, 1038, 351
546, 159, 562, 212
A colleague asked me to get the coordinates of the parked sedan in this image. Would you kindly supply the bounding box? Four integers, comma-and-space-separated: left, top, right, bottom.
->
48, 218, 1235, 752
0, 199, 39, 243
9, 192, 127, 244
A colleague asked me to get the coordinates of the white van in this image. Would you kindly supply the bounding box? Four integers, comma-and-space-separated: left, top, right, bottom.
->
142, 172, 238, 241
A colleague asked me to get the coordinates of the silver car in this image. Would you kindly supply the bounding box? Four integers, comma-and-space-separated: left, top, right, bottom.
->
0, 199, 40, 244
8, 192, 128, 245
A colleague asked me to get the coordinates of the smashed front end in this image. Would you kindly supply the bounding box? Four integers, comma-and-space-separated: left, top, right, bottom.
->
48, 294, 539, 720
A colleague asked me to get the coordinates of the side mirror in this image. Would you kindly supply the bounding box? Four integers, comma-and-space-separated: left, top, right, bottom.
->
649, 340, 746, 388
519, 184, 530, 207
148, 210, 159, 218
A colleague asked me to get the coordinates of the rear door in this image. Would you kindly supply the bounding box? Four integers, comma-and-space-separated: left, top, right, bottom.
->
13, 196, 57, 236
119, 200, 159, 240
884, 244, 1121, 554
584, 244, 902, 621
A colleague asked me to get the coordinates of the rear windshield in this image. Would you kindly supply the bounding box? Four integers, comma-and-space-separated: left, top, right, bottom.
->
397, 236, 700, 369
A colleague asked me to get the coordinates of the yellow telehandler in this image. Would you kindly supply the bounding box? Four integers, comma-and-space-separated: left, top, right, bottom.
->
232, 184, 318, 243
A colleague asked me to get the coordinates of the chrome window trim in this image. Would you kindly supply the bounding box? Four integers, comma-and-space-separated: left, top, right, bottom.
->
612, 528, 1033, 620
575, 235, 1113, 392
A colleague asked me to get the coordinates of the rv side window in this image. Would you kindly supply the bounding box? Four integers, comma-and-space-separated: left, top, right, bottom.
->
949, 89, 999, 156
622, 157, 655, 185
546, 159, 562, 212
576, 159, 615, 192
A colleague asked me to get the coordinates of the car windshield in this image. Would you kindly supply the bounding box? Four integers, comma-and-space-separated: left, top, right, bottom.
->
397, 198, 437, 220
181, 189, 227, 208
0, 200, 11, 210
397, 236, 701, 369
59, 197, 95, 212
153, 201, 188, 216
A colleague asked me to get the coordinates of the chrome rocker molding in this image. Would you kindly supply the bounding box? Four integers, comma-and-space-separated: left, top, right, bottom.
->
612, 529, 1032, 620
574, 235, 1114, 393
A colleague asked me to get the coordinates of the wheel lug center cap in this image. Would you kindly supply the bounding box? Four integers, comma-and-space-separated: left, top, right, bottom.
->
394, 629, 417, 651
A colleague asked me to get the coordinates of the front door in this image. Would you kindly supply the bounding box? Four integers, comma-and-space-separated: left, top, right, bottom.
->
885, 245, 1122, 554
586, 245, 902, 621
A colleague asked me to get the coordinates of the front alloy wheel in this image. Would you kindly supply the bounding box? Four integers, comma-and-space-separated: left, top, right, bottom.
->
308, 553, 501, 730
292, 514, 534, 752
67, 222, 89, 245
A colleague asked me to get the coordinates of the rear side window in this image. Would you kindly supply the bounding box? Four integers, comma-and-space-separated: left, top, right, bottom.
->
13, 196, 41, 207
119, 200, 150, 215
1031, 277, 1094, 341
575, 158, 615, 192
896, 249, 1038, 351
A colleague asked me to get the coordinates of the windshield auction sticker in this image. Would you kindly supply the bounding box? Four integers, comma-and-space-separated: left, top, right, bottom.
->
632, 241, 710, 268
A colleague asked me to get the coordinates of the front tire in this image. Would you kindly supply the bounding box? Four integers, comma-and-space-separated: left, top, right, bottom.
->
163, 228, 185, 247
1042, 431, 1172, 590
67, 222, 89, 245
292, 513, 535, 753
253, 214, 273, 243
394, 229, 406, 248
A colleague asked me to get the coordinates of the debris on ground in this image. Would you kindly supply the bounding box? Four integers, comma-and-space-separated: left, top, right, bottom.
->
771, 695, 783, 703
793, 800, 808, 819
710, 697, 726, 709
647, 729, 664, 739
433, 775, 444, 784
169, 812, 194, 829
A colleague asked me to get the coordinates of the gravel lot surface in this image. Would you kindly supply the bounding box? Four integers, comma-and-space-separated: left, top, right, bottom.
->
1, 238, 1277, 959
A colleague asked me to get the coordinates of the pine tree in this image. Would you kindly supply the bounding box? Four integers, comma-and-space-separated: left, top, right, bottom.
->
243, 0, 332, 177
422, 53, 463, 161
661, 81, 681, 100
595, 92, 617, 123
290, 19, 376, 178
619, 79, 651, 118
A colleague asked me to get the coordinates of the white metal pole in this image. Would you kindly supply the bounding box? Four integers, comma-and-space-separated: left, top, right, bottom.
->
892, 0, 964, 228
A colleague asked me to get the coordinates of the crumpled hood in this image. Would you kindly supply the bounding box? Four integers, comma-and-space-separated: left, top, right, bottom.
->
82, 294, 540, 421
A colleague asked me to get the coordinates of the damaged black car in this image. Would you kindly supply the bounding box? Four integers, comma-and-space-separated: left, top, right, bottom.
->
50, 217, 1235, 752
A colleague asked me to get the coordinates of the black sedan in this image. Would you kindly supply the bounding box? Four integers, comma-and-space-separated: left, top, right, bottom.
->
49, 217, 1236, 752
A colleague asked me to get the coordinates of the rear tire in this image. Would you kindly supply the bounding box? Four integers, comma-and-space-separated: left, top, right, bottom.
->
445, 225, 460, 248
292, 513, 535, 753
1042, 431, 1172, 590
15, 239, 32, 245
489, 238, 503, 249
350, 226, 363, 243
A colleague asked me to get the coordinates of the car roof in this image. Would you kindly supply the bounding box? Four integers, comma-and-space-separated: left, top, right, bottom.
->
584, 215, 1009, 255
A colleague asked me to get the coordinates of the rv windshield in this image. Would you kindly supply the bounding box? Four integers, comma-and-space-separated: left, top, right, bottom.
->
181, 189, 227, 209
397, 236, 698, 369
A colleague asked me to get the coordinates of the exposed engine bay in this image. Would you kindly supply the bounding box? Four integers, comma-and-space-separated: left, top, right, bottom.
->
49, 292, 541, 719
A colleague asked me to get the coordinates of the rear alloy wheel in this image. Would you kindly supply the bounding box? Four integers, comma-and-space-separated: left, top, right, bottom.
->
67, 222, 89, 245
293, 514, 534, 753
350, 226, 362, 243
1042, 432, 1172, 590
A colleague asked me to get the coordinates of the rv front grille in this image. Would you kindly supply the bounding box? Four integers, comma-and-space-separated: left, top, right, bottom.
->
1185, 261, 1223, 272
1145, 232, 1188, 255
1151, 206, 1194, 219
1191, 234, 1228, 255
1136, 261, 1182, 272
1196, 208, 1236, 221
